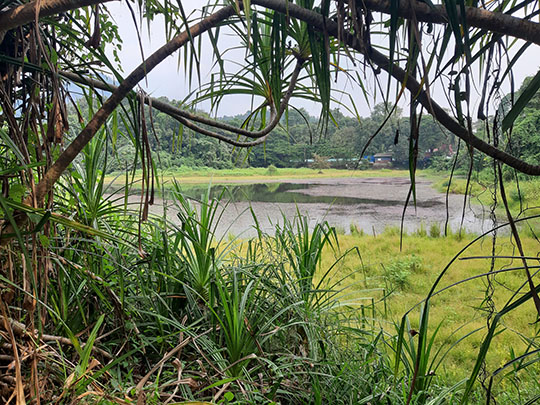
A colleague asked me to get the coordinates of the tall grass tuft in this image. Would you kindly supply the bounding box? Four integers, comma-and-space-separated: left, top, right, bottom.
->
274, 212, 338, 311
172, 182, 227, 302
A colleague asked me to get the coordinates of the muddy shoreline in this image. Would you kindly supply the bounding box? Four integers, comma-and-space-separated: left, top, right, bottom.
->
128, 176, 489, 238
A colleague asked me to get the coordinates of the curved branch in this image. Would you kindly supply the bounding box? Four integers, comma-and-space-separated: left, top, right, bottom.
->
60, 55, 305, 142
31, 4, 236, 204
175, 116, 270, 147
253, 0, 540, 175
165, 57, 305, 146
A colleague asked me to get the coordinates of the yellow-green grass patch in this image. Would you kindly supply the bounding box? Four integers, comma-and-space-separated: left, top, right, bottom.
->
316, 232, 540, 383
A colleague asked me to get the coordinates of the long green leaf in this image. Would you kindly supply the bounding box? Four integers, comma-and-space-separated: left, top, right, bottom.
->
502, 69, 540, 132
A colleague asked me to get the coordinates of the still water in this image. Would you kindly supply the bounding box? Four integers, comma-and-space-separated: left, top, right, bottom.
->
147, 177, 489, 238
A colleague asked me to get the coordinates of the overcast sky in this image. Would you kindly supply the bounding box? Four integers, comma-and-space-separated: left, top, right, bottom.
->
105, 1, 540, 118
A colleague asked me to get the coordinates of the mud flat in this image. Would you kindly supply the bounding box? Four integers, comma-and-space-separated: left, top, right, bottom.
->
134, 176, 489, 238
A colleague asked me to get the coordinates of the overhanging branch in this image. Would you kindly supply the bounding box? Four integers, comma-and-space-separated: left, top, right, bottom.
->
361, 0, 540, 47
59, 55, 305, 145
253, 0, 540, 175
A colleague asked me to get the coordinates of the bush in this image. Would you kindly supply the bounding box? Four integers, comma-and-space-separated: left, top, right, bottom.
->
350, 222, 364, 236
356, 159, 371, 170
415, 222, 427, 237
509, 188, 523, 202
384, 255, 423, 290
266, 164, 278, 175
312, 154, 330, 171
384, 261, 410, 290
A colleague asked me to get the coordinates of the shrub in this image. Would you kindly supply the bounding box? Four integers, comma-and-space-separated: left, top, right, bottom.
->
357, 159, 371, 170
502, 167, 515, 182
509, 188, 522, 202
406, 254, 423, 272
429, 223, 441, 238
416, 222, 427, 237
312, 154, 330, 171
350, 222, 364, 236
383, 261, 410, 290
266, 164, 278, 175
384, 255, 423, 290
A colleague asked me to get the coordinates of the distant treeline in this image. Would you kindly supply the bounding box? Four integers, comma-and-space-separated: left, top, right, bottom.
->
66, 76, 539, 173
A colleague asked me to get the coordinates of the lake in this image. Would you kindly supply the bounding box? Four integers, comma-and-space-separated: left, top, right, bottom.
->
142, 176, 489, 238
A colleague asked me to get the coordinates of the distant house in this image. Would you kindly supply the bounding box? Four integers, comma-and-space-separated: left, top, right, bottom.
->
373, 153, 393, 168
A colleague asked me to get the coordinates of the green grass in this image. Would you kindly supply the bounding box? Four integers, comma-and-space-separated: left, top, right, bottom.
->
323, 231, 540, 385
105, 166, 413, 188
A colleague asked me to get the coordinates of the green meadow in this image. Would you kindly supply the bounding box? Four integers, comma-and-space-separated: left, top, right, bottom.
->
105, 167, 413, 188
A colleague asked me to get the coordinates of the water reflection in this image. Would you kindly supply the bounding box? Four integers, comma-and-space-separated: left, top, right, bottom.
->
157, 178, 488, 237
177, 182, 443, 208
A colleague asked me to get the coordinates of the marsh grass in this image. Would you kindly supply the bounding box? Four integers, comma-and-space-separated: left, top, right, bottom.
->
331, 231, 540, 391
429, 222, 441, 238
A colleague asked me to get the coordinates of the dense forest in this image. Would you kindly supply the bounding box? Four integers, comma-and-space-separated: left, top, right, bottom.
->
68, 76, 540, 173
68, 96, 457, 171
72, 99, 456, 171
